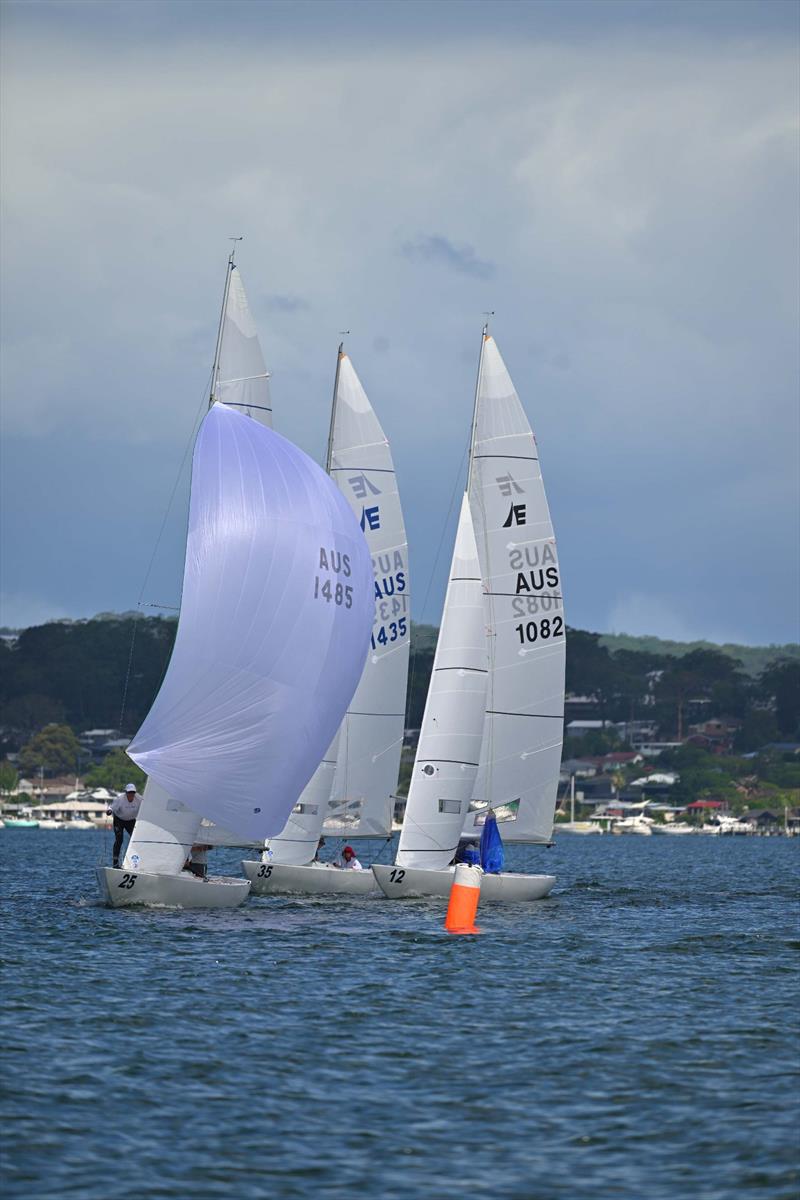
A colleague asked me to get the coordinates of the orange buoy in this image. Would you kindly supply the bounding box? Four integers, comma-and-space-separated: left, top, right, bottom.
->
444, 863, 482, 934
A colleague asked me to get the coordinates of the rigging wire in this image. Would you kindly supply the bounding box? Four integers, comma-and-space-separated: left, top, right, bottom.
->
118, 370, 214, 734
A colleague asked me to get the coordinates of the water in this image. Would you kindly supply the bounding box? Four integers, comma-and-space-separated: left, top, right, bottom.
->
1, 831, 798, 1199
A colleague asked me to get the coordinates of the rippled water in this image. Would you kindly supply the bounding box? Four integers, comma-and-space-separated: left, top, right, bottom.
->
1, 831, 798, 1199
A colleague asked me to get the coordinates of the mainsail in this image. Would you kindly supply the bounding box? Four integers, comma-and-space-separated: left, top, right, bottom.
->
213, 264, 272, 425
126, 403, 374, 860
395, 494, 487, 870
463, 333, 565, 843
323, 351, 410, 838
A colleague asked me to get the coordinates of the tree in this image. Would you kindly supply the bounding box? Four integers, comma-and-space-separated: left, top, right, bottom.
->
0, 762, 18, 794
84, 748, 146, 792
758, 659, 800, 738
18, 724, 81, 778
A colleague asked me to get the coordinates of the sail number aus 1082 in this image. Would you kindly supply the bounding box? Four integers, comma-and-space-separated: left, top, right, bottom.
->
515, 616, 564, 644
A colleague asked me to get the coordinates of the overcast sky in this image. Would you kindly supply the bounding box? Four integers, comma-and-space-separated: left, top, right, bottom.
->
1, 0, 798, 646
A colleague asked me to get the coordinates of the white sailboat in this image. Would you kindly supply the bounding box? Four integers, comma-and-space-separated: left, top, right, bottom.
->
97, 256, 375, 908
374, 328, 565, 901
243, 345, 409, 895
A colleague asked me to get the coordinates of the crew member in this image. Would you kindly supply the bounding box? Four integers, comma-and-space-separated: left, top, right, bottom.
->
340, 845, 363, 870
108, 783, 141, 868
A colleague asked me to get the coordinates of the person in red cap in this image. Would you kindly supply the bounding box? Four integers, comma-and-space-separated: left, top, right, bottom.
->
339, 845, 363, 870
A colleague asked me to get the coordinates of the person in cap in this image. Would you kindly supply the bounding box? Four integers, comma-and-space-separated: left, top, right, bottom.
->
108, 783, 142, 869
339, 845, 363, 870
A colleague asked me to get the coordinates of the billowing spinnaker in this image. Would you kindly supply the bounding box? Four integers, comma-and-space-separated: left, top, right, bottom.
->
324, 353, 410, 837
396, 495, 487, 870
464, 335, 565, 843
127, 403, 374, 842
216, 266, 272, 426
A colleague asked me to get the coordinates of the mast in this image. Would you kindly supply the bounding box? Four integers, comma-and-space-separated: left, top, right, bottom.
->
466, 319, 490, 493
209, 238, 242, 408
326, 340, 345, 474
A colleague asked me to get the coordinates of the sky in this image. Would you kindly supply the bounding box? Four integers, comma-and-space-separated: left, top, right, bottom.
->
1, 0, 798, 646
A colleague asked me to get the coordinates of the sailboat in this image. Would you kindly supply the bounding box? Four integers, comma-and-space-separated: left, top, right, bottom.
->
96, 255, 375, 908
373, 328, 565, 901
243, 344, 410, 895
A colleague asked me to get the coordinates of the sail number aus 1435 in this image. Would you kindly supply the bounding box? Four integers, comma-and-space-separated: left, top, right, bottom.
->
371, 618, 406, 649
515, 616, 564, 644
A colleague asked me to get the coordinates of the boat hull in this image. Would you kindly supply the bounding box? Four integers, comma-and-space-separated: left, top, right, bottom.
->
371, 864, 556, 901
242, 859, 379, 895
96, 866, 250, 909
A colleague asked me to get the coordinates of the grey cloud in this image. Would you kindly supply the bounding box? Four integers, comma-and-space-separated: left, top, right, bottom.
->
263, 294, 310, 313
400, 235, 495, 280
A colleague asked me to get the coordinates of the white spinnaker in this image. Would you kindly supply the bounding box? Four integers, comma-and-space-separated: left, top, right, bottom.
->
324, 353, 410, 838
127, 403, 374, 849
463, 334, 565, 844
396, 495, 487, 870
215, 265, 272, 427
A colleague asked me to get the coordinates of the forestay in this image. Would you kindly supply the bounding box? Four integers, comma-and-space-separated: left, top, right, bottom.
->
214, 265, 272, 426
463, 335, 565, 843
324, 353, 410, 838
127, 402, 374, 844
395, 494, 487, 870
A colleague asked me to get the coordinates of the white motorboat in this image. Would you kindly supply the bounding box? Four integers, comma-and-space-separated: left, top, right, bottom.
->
612, 815, 654, 835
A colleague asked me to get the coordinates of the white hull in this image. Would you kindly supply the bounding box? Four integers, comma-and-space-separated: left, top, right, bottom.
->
652, 823, 696, 835
555, 822, 603, 835
96, 866, 250, 909
372, 863, 555, 902
242, 859, 379, 896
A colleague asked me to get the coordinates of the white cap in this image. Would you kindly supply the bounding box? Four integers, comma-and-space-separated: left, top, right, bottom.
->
125, 783, 136, 793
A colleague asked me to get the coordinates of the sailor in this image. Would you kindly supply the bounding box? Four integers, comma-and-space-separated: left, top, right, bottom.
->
313, 836, 326, 863
339, 845, 363, 870
184, 843, 213, 880
108, 783, 142, 868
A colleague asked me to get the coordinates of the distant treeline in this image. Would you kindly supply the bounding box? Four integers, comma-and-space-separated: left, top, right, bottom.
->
0, 614, 798, 750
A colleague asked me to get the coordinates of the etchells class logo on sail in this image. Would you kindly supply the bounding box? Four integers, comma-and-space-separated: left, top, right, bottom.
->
496, 472, 524, 497
360, 505, 381, 531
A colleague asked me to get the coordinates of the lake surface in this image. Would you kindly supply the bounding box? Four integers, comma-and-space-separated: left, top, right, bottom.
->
1, 831, 798, 1199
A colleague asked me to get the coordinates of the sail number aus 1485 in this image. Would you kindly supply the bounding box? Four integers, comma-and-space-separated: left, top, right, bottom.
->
313, 577, 353, 607
515, 616, 564, 644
